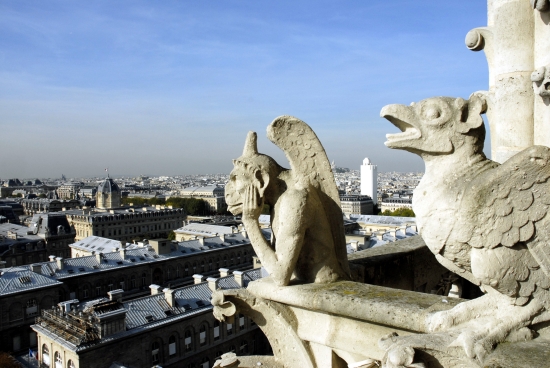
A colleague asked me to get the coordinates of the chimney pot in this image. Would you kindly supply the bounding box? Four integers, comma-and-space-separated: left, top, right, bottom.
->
149, 284, 162, 295
219, 268, 230, 278
207, 277, 219, 292
192, 274, 205, 284
108, 289, 124, 302
233, 271, 245, 287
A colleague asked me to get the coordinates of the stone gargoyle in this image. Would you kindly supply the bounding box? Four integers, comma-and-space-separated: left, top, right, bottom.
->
225, 116, 351, 286
380, 94, 550, 363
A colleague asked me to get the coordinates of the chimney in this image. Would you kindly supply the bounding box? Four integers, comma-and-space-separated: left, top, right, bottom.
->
164, 288, 176, 307
198, 237, 204, 246
389, 228, 397, 241
149, 284, 162, 295
219, 233, 225, 242
231, 226, 237, 234
31, 264, 42, 274
410, 224, 418, 233
219, 268, 230, 278
351, 241, 359, 252
49, 255, 56, 262
56, 257, 64, 270
108, 289, 124, 302
233, 271, 244, 287
119, 245, 126, 259
376, 232, 384, 241
192, 274, 205, 284
95, 252, 103, 263
207, 277, 219, 292
241, 229, 248, 239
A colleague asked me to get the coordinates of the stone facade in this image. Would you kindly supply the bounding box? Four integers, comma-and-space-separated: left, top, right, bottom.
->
339, 194, 374, 216
0, 233, 254, 354
180, 186, 226, 213
65, 207, 186, 242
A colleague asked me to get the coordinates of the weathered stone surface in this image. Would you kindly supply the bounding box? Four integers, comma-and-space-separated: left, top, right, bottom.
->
382, 93, 550, 363
225, 116, 351, 286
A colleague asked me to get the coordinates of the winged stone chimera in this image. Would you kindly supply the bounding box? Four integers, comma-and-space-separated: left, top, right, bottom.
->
381, 94, 550, 363
224, 115, 351, 287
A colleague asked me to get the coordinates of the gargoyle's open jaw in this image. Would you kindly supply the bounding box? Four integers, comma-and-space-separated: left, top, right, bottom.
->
380, 105, 421, 148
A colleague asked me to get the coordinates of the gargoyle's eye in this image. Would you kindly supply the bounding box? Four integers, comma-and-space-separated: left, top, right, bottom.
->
425, 107, 441, 120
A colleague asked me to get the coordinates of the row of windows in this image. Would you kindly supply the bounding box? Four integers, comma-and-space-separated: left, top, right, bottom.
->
151, 317, 254, 365
42, 345, 75, 368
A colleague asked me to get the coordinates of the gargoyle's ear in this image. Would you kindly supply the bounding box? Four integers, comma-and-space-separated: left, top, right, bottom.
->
456, 94, 486, 134
254, 169, 270, 197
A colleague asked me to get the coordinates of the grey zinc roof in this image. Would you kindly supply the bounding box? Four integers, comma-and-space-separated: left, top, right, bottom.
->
0, 266, 62, 296
124, 282, 213, 329
349, 214, 416, 226
174, 223, 234, 236
40, 233, 253, 280
31, 268, 263, 353
71, 236, 123, 253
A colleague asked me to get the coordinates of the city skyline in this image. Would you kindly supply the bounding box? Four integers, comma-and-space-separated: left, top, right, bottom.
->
1, 1, 490, 178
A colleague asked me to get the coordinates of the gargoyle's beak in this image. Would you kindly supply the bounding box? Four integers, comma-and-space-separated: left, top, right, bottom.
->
380, 104, 420, 148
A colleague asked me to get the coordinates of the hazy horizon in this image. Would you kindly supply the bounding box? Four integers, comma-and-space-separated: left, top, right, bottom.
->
1, 1, 490, 178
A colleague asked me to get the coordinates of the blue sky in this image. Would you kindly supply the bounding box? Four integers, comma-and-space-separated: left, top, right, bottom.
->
0, 1, 490, 178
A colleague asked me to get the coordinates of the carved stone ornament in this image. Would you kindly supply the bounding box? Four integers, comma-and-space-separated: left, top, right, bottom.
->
382, 94, 550, 365
531, 0, 550, 12
531, 65, 550, 98
225, 116, 351, 286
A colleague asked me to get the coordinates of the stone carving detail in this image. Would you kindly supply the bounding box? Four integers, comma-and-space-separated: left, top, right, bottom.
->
225, 116, 351, 286
531, 0, 550, 12
532, 66, 550, 99
211, 288, 316, 367
381, 95, 550, 363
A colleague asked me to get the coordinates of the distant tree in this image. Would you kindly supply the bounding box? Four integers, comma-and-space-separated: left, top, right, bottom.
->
380, 208, 415, 217
167, 231, 176, 241
165, 197, 210, 215
261, 204, 270, 215
392, 208, 415, 217
38, 193, 47, 198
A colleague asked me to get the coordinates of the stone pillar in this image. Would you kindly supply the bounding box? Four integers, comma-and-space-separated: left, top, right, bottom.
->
534, 7, 550, 146
466, 0, 536, 163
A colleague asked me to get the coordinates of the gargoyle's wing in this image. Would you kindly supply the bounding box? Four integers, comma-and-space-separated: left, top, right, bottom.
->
267, 116, 351, 277
463, 146, 550, 277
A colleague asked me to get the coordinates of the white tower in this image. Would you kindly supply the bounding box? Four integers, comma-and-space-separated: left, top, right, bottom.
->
360, 157, 377, 205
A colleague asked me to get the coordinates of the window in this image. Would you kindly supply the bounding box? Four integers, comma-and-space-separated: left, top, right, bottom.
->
201, 357, 209, 368
176, 265, 181, 278
54, 351, 62, 368
169, 335, 176, 356
152, 342, 160, 364
131, 276, 136, 289
239, 314, 245, 330
184, 330, 192, 351
96, 286, 101, 297
82, 286, 89, 298
26, 299, 38, 317
68, 360, 76, 368
227, 322, 233, 335
42, 345, 50, 367
240, 340, 248, 354
213, 320, 220, 341
199, 325, 206, 346
142, 273, 147, 287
